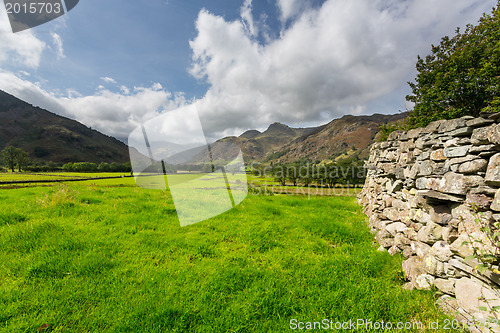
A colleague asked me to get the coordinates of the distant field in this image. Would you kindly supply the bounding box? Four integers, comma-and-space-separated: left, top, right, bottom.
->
0, 173, 362, 197
0, 172, 130, 183
0, 176, 452, 332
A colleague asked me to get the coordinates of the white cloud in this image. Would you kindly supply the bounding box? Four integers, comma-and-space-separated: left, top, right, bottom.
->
51, 32, 65, 59
151, 82, 163, 91
0, 71, 67, 113
240, 0, 257, 37
277, 0, 305, 23
0, 9, 46, 68
100, 76, 117, 84
190, 0, 496, 139
120, 85, 130, 94
0, 70, 187, 142
58, 86, 186, 141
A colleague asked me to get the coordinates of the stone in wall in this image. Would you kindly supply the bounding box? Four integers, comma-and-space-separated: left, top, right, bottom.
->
486, 153, 500, 186
444, 146, 471, 158
434, 278, 457, 295
439, 172, 484, 195
492, 189, 500, 211
402, 256, 427, 289
466, 193, 492, 210
417, 221, 443, 244
466, 117, 494, 128
442, 226, 459, 244
488, 124, 500, 145
455, 278, 500, 322
458, 159, 488, 174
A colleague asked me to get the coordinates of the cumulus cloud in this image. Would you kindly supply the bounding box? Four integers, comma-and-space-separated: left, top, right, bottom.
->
190, 0, 496, 139
100, 76, 117, 84
277, 0, 305, 23
0, 71, 67, 114
0, 70, 187, 142
120, 85, 130, 94
0, 9, 46, 68
59, 86, 187, 141
151, 82, 163, 91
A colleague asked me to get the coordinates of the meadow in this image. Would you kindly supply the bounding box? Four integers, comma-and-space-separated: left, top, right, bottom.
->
0, 172, 130, 188
0, 174, 456, 332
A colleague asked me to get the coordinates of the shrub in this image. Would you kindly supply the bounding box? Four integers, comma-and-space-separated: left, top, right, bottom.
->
406, 2, 500, 128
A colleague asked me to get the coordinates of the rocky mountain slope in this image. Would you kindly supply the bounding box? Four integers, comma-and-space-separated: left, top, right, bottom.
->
204, 122, 319, 162
268, 113, 408, 164
205, 113, 407, 164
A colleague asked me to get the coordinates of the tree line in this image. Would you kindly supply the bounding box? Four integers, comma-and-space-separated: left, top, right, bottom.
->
0, 146, 131, 173
250, 156, 366, 187
62, 162, 131, 173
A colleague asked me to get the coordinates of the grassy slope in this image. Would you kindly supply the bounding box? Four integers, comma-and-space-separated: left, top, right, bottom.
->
0, 178, 452, 332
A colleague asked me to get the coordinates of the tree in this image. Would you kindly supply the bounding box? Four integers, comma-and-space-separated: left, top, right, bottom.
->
109, 162, 120, 172
17, 150, 30, 172
406, 2, 500, 128
286, 164, 298, 186
273, 164, 287, 186
201, 163, 213, 173
62, 162, 74, 172
73, 162, 97, 172
1, 146, 30, 172
121, 162, 132, 172
1, 146, 18, 172
98, 162, 110, 172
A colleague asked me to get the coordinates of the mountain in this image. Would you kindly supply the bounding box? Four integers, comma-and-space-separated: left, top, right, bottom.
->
0, 90, 129, 163
202, 122, 319, 162
239, 129, 261, 139
267, 113, 407, 164
201, 113, 407, 165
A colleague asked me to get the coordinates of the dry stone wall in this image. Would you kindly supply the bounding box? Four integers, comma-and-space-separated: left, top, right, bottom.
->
358, 115, 500, 327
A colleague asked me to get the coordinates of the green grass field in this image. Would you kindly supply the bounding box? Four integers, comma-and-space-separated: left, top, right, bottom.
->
0, 172, 130, 182
0, 175, 454, 332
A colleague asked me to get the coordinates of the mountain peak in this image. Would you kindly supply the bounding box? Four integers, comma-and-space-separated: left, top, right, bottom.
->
268, 122, 289, 129
262, 122, 296, 137
239, 129, 261, 139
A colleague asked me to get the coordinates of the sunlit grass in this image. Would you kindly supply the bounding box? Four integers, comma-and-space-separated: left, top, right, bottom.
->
0, 178, 452, 332
0, 171, 130, 182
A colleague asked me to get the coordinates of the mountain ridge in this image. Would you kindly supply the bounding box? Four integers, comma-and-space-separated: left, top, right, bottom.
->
0, 90, 130, 163
205, 112, 407, 164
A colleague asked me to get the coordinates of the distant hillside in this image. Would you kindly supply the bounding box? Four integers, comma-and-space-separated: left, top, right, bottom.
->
201, 113, 407, 165
0, 90, 129, 163
204, 122, 318, 162
268, 113, 408, 164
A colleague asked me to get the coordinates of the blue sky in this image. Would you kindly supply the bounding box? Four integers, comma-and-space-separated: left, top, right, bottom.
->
0, 0, 496, 142
5, 0, 246, 96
